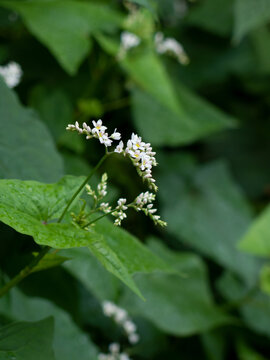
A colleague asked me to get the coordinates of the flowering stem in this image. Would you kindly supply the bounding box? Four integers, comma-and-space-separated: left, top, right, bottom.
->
57, 153, 109, 223
82, 208, 117, 228
0, 153, 110, 298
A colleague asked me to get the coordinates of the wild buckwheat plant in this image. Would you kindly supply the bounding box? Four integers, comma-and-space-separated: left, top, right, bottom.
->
66, 119, 167, 229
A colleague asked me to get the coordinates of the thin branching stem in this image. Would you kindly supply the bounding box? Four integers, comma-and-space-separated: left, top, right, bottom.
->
0, 152, 110, 298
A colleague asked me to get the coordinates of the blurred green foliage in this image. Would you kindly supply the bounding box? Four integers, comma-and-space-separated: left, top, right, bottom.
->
1, 0, 270, 359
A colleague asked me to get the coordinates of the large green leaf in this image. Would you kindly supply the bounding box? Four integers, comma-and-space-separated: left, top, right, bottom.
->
239, 205, 270, 256
236, 339, 268, 360
218, 272, 270, 339
234, 0, 270, 41
0, 289, 98, 360
29, 85, 73, 142
62, 219, 172, 300
187, 0, 234, 37
122, 51, 181, 114
0, 1, 123, 74
158, 155, 260, 284
0, 318, 55, 360
119, 239, 231, 336
0, 78, 63, 182
131, 83, 236, 146
0, 176, 142, 298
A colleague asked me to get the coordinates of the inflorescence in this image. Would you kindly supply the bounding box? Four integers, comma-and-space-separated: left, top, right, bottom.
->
66, 119, 167, 228
102, 300, 139, 345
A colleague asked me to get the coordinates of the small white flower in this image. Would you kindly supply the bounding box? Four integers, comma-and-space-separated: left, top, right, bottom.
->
109, 343, 120, 354
110, 129, 121, 140
98, 354, 107, 360
120, 354, 131, 360
102, 301, 116, 317
114, 308, 128, 323
129, 333, 139, 344
82, 122, 91, 133
123, 320, 136, 334
115, 140, 124, 153
0, 61, 22, 88
121, 31, 141, 51
155, 32, 189, 65
92, 119, 107, 134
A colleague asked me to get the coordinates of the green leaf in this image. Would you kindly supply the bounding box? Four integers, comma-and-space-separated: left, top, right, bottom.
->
0, 78, 63, 182
31, 253, 69, 274
62, 219, 172, 300
29, 86, 73, 142
0, 176, 142, 298
132, 82, 236, 146
200, 330, 226, 360
122, 51, 181, 114
0, 0, 123, 74
0, 318, 55, 360
0, 289, 98, 360
128, 0, 156, 13
260, 264, 270, 295
239, 205, 270, 256
119, 239, 231, 336
158, 156, 261, 284
234, 0, 270, 41
218, 272, 270, 339
94, 219, 172, 275
62, 247, 121, 301
236, 339, 268, 360
187, 0, 234, 37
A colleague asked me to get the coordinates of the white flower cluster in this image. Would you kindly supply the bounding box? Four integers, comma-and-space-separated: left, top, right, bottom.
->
133, 192, 167, 227
102, 301, 139, 345
0, 61, 22, 88
115, 133, 158, 192
67, 119, 167, 227
112, 198, 128, 226
66, 120, 121, 148
155, 32, 189, 65
98, 343, 131, 360
67, 120, 157, 191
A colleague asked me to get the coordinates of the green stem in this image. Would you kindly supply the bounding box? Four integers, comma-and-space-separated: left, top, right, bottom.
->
0, 153, 110, 298
83, 208, 116, 228
0, 246, 50, 298
57, 153, 109, 223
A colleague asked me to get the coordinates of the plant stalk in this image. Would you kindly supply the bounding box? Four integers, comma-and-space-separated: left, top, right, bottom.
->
0, 152, 109, 298
57, 153, 109, 223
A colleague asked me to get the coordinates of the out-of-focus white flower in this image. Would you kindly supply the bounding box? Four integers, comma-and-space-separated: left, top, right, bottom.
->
98, 343, 132, 360
155, 32, 189, 65
128, 333, 139, 344
0, 61, 22, 88
121, 31, 141, 51
101, 300, 140, 345
102, 300, 117, 317
109, 343, 120, 354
